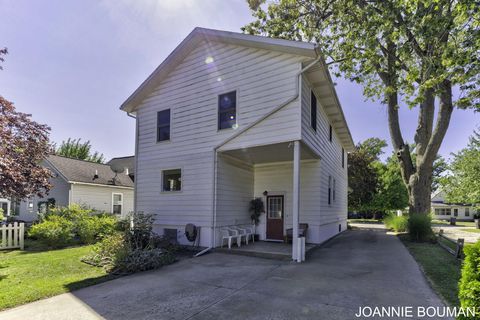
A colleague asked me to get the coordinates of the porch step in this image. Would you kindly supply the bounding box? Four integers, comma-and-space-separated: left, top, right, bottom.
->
215, 247, 292, 260
215, 241, 317, 261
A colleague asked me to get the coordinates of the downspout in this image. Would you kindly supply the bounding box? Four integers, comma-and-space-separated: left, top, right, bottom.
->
195, 48, 322, 257
127, 112, 138, 213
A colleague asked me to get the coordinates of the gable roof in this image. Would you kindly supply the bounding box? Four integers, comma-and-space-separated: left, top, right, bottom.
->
120, 27, 354, 150
46, 155, 134, 188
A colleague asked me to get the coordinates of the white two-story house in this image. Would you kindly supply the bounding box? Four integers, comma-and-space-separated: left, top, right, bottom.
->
120, 28, 354, 260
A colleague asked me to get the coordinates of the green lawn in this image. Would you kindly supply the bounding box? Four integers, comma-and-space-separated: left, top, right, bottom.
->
0, 240, 115, 310
432, 219, 476, 227
399, 235, 461, 306
460, 228, 480, 233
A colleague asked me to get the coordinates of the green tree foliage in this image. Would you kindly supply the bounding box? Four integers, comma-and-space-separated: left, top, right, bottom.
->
348, 138, 387, 212
442, 129, 480, 206
56, 138, 105, 163
370, 155, 409, 213
459, 241, 480, 320
349, 139, 445, 215
0, 97, 52, 199
245, 0, 480, 215
0, 47, 7, 70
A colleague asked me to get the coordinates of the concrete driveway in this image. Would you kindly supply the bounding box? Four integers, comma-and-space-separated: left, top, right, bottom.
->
0, 230, 446, 320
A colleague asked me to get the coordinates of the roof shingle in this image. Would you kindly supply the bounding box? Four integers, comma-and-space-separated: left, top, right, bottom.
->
46, 155, 134, 188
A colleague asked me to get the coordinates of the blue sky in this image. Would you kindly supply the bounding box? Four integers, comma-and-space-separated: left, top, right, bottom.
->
1, 0, 478, 161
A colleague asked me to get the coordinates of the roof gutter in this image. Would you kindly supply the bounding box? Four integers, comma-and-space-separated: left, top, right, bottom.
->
208, 48, 322, 251
126, 112, 139, 213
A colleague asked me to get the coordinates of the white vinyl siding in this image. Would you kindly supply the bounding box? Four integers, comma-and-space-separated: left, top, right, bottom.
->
253, 160, 324, 243
432, 206, 474, 221
215, 155, 254, 227
300, 75, 348, 226
17, 161, 71, 221
134, 40, 306, 245
70, 184, 134, 215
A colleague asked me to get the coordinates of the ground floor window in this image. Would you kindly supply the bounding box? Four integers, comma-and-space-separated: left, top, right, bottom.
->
27, 200, 34, 212
11, 199, 20, 216
0, 202, 8, 215
162, 169, 182, 192
112, 193, 123, 214
435, 208, 451, 216
465, 208, 470, 216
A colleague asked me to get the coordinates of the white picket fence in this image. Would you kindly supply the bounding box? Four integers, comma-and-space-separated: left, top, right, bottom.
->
0, 222, 25, 250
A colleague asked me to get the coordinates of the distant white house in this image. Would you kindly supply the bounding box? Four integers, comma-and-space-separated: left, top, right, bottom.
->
120, 28, 355, 260
1, 155, 134, 221
431, 189, 475, 221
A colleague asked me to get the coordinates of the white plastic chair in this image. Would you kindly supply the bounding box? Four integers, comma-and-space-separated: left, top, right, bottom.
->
220, 228, 239, 249
231, 226, 249, 245
243, 225, 255, 243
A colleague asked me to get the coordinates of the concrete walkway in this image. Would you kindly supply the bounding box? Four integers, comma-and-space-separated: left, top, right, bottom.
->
0, 230, 446, 320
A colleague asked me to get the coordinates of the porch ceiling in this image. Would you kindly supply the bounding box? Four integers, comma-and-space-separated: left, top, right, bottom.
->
221, 141, 319, 165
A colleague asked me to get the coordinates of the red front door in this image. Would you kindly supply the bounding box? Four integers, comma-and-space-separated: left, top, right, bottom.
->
266, 196, 284, 240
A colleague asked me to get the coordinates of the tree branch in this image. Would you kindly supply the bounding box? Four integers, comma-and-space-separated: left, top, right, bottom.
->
422, 80, 454, 167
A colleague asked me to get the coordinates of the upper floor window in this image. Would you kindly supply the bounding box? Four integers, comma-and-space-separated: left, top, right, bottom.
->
162, 169, 182, 192
310, 91, 317, 131
329, 125, 333, 142
157, 109, 171, 142
342, 148, 345, 168
218, 91, 237, 130
333, 179, 336, 202
328, 176, 332, 205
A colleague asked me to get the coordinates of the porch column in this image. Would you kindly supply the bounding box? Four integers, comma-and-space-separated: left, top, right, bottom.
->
292, 140, 300, 261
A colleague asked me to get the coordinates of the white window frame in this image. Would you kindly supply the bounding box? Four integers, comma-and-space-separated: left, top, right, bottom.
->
112, 192, 123, 215
161, 168, 182, 193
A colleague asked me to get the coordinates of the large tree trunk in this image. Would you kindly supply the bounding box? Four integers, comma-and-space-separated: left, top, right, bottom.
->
389, 80, 453, 215
407, 166, 433, 214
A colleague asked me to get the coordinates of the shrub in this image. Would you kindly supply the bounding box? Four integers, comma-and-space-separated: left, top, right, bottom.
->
408, 214, 433, 241
0, 208, 4, 221
82, 213, 176, 274
384, 214, 408, 232
124, 213, 155, 250
28, 216, 74, 247
94, 214, 118, 238
459, 241, 480, 320
76, 214, 117, 244
82, 233, 129, 272
116, 249, 175, 274
41, 203, 93, 222
33, 204, 118, 246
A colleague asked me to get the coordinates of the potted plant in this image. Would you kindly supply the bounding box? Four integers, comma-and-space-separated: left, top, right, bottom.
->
249, 198, 265, 241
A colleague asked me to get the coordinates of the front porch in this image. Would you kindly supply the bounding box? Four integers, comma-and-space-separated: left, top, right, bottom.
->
216, 240, 317, 261
216, 140, 321, 262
